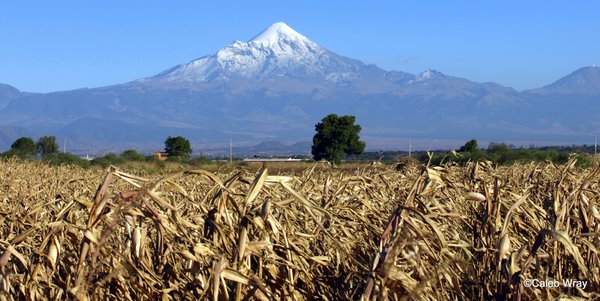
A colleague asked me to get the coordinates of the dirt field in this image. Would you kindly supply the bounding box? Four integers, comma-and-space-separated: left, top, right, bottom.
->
0, 157, 599, 300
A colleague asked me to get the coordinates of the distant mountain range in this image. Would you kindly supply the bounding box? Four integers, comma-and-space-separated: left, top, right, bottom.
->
1, 22, 599, 154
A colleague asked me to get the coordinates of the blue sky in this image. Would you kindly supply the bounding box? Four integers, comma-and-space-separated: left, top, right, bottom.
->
0, 1, 598, 92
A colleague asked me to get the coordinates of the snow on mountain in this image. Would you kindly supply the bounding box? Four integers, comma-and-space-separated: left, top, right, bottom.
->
142, 22, 387, 86
409, 70, 443, 83
249, 22, 316, 49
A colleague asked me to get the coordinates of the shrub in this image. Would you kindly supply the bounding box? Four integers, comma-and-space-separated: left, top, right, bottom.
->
91, 153, 124, 168
120, 149, 146, 161
42, 153, 90, 168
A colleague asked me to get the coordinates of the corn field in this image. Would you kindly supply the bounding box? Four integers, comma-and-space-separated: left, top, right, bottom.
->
0, 157, 599, 300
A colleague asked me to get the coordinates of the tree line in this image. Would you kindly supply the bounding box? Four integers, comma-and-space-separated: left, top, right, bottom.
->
1, 134, 195, 168
5, 115, 589, 168
348, 139, 594, 167
1, 113, 366, 166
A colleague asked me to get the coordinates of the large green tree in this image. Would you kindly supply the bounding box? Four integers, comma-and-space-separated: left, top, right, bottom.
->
11, 137, 37, 156
36, 136, 59, 156
164, 136, 192, 159
459, 139, 478, 152
311, 114, 366, 165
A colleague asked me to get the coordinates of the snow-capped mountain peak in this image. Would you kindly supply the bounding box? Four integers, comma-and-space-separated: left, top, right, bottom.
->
249, 22, 311, 45
216, 21, 322, 64
144, 22, 378, 85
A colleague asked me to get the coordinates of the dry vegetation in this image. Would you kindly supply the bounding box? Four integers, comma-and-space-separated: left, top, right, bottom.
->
1, 156, 599, 300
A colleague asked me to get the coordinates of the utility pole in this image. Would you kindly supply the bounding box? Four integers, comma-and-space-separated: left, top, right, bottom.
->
229, 138, 233, 163
408, 138, 412, 158
64, 137, 67, 153
595, 136, 597, 155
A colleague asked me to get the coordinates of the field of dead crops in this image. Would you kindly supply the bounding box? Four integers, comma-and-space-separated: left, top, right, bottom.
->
1, 156, 599, 300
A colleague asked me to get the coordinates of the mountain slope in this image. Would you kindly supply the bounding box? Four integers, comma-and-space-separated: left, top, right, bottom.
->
527, 66, 600, 95
0, 84, 22, 109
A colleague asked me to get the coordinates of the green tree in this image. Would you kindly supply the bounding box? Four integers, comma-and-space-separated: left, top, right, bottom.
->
459, 139, 478, 152
36, 136, 59, 156
120, 149, 146, 161
488, 142, 509, 154
164, 136, 192, 159
311, 114, 366, 165
10, 137, 37, 156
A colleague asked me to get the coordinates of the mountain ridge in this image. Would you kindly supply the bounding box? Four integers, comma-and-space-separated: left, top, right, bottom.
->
526, 66, 600, 95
